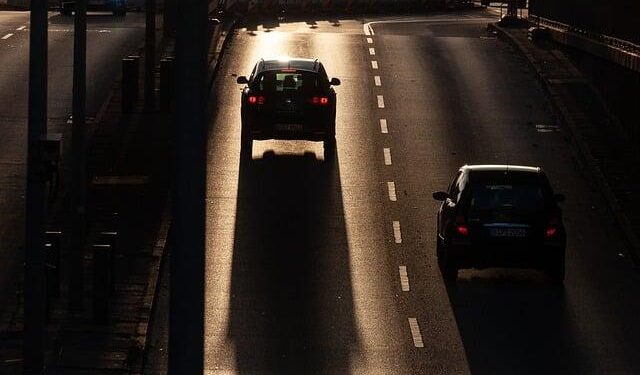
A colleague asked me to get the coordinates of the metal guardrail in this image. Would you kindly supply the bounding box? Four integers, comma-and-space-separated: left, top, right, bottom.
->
530, 15, 640, 57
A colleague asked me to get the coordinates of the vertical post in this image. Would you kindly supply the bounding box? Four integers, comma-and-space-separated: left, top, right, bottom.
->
163, 0, 177, 37
145, 0, 157, 108
24, 0, 48, 371
507, 0, 518, 17
69, 0, 88, 312
169, 0, 207, 372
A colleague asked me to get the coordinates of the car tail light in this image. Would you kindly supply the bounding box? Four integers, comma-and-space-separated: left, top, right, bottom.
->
454, 216, 469, 237
248, 95, 265, 105
545, 217, 561, 239
312, 96, 329, 106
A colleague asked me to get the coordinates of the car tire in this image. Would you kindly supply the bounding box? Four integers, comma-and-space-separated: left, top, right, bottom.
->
323, 136, 336, 160
240, 122, 252, 159
438, 241, 458, 283
546, 257, 565, 285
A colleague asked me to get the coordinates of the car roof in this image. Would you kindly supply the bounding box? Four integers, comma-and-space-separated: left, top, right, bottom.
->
460, 164, 542, 174
257, 58, 321, 73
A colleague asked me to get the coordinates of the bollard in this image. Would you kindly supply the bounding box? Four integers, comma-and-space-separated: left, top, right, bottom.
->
45, 231, 62, 298
122, 58, 139, 113
92, 244, 112, 323
127, 55, 141, 101
159, 57, 175, 113
99, 231, 118, 295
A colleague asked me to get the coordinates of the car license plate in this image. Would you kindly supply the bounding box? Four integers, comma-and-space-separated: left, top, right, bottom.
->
275, 123, 302, 132
490, 228, 526, 238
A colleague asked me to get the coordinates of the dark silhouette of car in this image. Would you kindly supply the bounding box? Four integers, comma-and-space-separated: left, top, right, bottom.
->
60, 0, 127, 16
236, 57, 341, 157
433, 165, 566, 283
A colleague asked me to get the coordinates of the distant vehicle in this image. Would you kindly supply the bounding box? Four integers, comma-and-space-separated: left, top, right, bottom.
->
236, 57, 341, 157
433, 165, 566, 283
60, 0, 127, 16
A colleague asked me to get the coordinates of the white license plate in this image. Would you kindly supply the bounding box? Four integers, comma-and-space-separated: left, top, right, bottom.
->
490, 228, 527, 238
275, 123, 302, 132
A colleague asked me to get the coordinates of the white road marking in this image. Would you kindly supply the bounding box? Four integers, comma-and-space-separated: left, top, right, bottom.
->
377, 95, 385, 108
16, 26, 26, 31
383, 148, 392, 166
374, 75, 382, 86
371, 60, 378, 69
380, 118, 388, 133
392, 220, 402, 243
366, 37, 373, 44
369, 47, 376, 55
364, 23, 375, 36
408, 318, 425, 348
399, 266, 410, 291
387, 181, 397, 201
2, 33, 14, 40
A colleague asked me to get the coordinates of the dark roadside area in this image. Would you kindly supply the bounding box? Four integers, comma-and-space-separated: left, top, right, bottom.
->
490, 21, 640, 265
0, 13, 237, 374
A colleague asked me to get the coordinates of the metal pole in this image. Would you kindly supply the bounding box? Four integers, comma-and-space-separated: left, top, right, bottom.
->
145, 0, 156, 108
169, 0, 208, 372
24, 0, 48, 371
69, 0, 88, 312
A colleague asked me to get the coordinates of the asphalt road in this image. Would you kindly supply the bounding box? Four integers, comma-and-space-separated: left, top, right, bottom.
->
199, 9, 640, 375
0, 10, 146, 318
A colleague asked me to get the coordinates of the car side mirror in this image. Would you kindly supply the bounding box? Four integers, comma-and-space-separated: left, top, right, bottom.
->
554, 194, 565, 203
432, 191, 449, 201
330, 78, 341, 86
236, 76, 249, 84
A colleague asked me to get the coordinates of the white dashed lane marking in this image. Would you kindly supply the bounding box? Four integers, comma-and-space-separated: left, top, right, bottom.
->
392, 220, 402, 243
369, 47, 376, 55
366, 37, 373, 44
399, 266, 410, 291
2, 33, 14, 40
408, 318, 425, 348
374, 75, 382, 86
16, 26, 26, 31
371, 60, 378, 69
387, 181, 397, 201
377, 95, 385, 108
380, 118, 388, 133
383, 148, 392, 165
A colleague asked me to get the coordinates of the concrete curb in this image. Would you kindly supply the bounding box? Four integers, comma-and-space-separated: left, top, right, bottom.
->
489, 23, 640, 265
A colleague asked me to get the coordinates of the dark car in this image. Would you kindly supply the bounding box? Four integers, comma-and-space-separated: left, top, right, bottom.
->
60, 0, 127, 16
433, 165, 566, 283
236, 57, 341, 156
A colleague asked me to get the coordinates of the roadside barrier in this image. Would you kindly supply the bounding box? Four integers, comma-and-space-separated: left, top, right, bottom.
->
122, 57, 139, 114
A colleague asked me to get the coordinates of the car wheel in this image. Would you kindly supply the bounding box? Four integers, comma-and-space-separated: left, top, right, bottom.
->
546, 257, 565, 285
323, 136, 336, 160
240, 122, 252, 159
438, 241, 458, 283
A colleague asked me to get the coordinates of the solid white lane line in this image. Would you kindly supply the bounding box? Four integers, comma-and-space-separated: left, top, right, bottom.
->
392, 221, 402, 243
374, 75, 382, 86
371, 60, 378, 69
366, 37, 373, 44
380, 118, 388, 133
377, 95, 385, 108
16, 26, 26, 31
387, 181, 397, 201
383, 148, 392, 166
399, 266, 410, 291
2, 33, 14, 40
408, 318, 425, 348
369, 47, 376, 55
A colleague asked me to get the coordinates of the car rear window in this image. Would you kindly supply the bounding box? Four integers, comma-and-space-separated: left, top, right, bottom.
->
252, 70, 323, 93
466, 171, 552, 213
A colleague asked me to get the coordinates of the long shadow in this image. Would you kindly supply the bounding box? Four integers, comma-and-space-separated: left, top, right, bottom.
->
227, 147, 360, 374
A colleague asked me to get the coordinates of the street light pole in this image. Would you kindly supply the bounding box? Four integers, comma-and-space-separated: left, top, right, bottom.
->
69, 0, 88, 312
24, 0, 48, 371
169, 0, 208, 372
145, 0, 156, 108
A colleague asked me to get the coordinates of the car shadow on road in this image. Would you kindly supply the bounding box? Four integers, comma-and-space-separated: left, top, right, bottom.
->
445, 274, 587, 375
226, 147, 361, 374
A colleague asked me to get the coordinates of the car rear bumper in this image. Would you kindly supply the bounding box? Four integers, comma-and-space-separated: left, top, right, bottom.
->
448, 240, 565, 269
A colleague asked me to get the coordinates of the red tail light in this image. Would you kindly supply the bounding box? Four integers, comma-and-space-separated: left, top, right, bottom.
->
312, 96, 329, 106
545, 217, 561, 239
454, 216, 469, 237
248, 95, 265, 105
